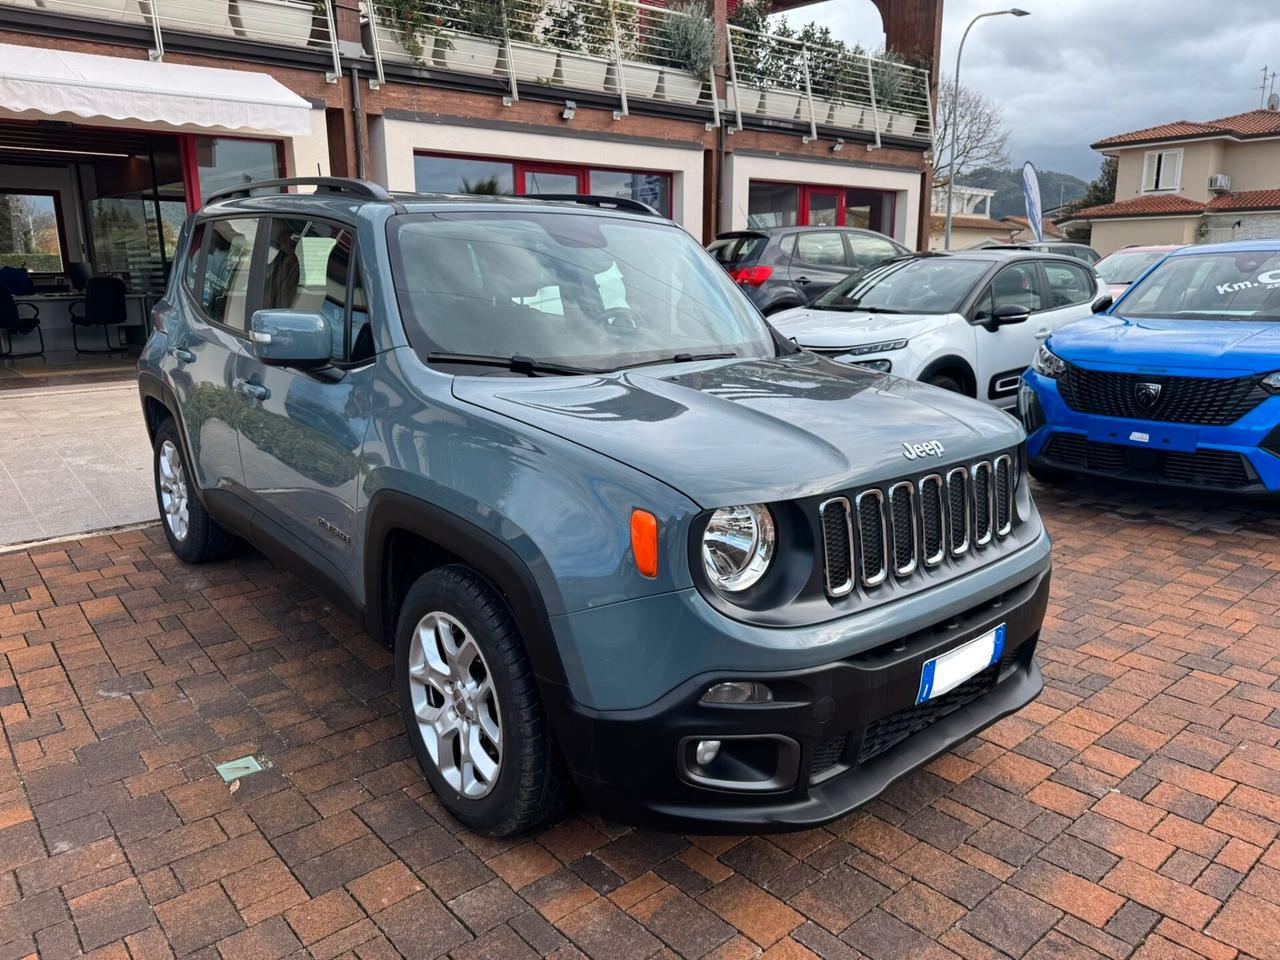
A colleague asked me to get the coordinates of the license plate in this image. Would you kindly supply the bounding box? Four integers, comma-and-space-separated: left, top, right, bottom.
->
917, 624, 1006, 704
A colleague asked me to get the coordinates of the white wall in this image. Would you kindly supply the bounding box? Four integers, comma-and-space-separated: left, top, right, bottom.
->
373, 117, 705, 229
282, 108, 331, 180
721, 153, 922, 247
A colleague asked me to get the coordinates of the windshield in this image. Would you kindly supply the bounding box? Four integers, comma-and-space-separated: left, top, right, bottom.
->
814, 257, 989, 314
1119, 250, 1280, 321
389, 212, 776, 371
1097, 250, 1164, 285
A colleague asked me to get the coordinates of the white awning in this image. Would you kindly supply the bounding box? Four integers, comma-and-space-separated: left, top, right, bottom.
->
0, 42, 312, 136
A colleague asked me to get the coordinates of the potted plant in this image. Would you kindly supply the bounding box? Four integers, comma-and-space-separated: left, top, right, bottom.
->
797, 22, 839, 126
607, 3, 661, 101
543, 0, 611, 92
758, 19, 801, 121
435, 0, 504, 76
654, 0, 713, 105
150, 0, 234, 36
871, 49, 916, 136
232, 0, 315, 46
374, 0, 447, 64
726, 0, 768, 115
828, 44, 867, 129
503, 0, 557, 84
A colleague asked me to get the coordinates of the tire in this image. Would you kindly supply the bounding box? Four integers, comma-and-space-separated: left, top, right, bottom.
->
152, 417, 233, 563
395, 565, 568, 836
924, 372, 964, 394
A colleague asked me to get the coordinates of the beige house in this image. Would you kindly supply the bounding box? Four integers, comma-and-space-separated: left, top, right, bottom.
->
1063, 106, 1280, 255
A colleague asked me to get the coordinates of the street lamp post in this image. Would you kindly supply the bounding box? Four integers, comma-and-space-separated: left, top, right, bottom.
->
944, 8, 1030, 250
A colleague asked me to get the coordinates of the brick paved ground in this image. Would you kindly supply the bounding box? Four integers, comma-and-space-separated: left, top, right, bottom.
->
2, 481, 1280, 960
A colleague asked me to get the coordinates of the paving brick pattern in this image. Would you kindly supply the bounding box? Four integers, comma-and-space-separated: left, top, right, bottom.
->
2, 482, 1280, 959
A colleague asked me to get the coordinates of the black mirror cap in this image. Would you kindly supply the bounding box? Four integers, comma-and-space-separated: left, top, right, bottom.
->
1092, 295, 1114, 314
992, 303, 1032, 324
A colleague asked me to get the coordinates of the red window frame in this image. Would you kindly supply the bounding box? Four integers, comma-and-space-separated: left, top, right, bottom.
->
413, 150, 674, 217
752, 180, 897, 236
801, 186, 846, 227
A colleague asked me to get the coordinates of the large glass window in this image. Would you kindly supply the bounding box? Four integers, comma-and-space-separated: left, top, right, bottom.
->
0, 192, 65, 274
590, 169, 671, 216
1121, 251, 1280, 321
845, 189, 895, 234
388, 211, 773, 371
200, 218, 258, 331
748, 182, 800, 229
194, 137, 282, 204
414, 155, 515, 195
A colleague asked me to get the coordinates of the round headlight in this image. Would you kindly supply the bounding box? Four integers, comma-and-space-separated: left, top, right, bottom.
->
702, 504, 776, 593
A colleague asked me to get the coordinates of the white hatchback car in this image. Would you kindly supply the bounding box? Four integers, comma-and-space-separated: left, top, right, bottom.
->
770, 251, 1111, 408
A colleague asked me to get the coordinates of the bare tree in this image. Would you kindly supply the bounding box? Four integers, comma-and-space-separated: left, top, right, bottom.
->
933, 78, 1009, 190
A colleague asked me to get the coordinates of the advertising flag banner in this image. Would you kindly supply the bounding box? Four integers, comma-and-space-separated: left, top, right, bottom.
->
1022, 162, 1044, 242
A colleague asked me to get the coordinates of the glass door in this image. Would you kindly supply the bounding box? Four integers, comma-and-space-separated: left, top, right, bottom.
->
520, 163, 582, 197
802, 187, 845, 227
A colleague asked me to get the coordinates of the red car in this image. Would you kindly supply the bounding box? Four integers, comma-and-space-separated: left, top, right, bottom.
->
1094, 244, 1182, 300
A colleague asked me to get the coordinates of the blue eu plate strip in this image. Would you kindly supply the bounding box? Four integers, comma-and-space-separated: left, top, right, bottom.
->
916, 624, 1007, 705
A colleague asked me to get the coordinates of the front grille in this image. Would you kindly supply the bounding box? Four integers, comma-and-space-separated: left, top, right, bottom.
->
858, 665, 998, 764
1043, 435, 1255, 489
820, 456, 1017, 598
919, 475, 945, 567
1058, 367, 1268, 426
855, 490, 887, 588
811, 733, 849, 778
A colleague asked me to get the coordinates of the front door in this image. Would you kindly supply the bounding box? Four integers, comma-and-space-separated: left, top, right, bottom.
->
169, 217, 258, 497
235, 216, 373, 592
973, 261, 1048, 406
803, 187, 844, 227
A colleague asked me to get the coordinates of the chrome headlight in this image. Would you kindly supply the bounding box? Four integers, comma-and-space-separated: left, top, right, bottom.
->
844, 338, 908, 356
1263, 371, 1280, 395
1031, 344, 1068, 379
701, 504, 775, 593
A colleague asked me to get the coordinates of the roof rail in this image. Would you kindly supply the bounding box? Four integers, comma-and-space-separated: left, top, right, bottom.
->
526, 194, 661, 217
204, 177, 393, 205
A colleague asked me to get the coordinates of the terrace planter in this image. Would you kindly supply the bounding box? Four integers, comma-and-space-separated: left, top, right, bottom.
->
506, 43, 559, 84
151, 0, 233, 35
829, 101, 863, 129
364, 20, 422, 63
658, 68, 703, 105
888, 112, 919, 137
761, 89, 801, 121
555, 51, 609, 92
803, 96, 836, 126
862, 108, 892, 133
610, 61, 662, 100
435, 34, 502, 76
233, 0, 314, 46
43, 0, 141, 22
726, 84, 764, 116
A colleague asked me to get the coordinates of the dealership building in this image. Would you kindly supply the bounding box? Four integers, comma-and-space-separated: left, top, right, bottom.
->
0, 0, 938, 364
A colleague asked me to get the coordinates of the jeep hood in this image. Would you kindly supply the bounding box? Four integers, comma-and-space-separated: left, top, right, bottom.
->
768, 306, 948, 348
1053, 315, 1280, 376
453, 352, 1023, 506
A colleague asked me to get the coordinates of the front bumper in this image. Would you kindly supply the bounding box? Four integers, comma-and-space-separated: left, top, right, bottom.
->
545, 565, 1049, 833
1021, 372, 1280, 494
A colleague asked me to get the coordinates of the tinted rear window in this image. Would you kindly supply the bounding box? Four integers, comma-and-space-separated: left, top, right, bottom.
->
711, 234, 766, 265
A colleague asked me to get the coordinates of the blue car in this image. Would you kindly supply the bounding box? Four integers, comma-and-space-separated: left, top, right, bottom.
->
1021, 240, 1280, 495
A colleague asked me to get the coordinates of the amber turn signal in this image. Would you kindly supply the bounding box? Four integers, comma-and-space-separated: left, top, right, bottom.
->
630, 509, 659, 578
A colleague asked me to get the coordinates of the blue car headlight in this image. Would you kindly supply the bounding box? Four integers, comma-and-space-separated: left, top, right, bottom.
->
1031, 344, 1068, 379
1263, 371, 1280, 395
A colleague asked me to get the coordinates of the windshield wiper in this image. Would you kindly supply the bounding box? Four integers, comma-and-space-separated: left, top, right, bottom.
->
820, 302, 901, 313
427, 353, 600, 376
614, 352, 738, 371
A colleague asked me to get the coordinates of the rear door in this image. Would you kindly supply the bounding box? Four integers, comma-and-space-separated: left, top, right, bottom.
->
1037, 258, 1100, 336
234, 216, 374, 592
787, 231, 849, 302
168, 217, 258, 498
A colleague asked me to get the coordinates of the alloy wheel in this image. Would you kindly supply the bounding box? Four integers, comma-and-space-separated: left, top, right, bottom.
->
407, 611, 503, 798
157, 440, 190, 542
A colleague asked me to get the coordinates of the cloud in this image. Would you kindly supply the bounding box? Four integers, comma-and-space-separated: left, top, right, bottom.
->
780, 0, 1280, 179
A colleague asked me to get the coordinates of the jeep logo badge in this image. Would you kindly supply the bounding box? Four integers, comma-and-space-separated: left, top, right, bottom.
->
1134, 382, 1163, 409
902, 441, 945, 461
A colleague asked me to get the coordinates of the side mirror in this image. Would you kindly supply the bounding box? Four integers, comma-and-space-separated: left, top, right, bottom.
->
249, 309, 332, 367
987, 303, 1031, 328
1092, 295, 1114, 314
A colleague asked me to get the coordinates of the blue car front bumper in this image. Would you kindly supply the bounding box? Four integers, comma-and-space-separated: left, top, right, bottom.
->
1020, 370, 1280, 494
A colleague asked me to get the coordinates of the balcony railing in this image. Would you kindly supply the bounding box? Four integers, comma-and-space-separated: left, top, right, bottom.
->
727, 24, 934, 147
2, 0, 342, 80
364, 0, 720, 121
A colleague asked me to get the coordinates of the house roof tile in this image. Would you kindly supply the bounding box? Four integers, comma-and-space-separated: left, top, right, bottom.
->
1093, 109, 1280, 148
1070, 194, 1206, 219
1205, 188, 1280, 211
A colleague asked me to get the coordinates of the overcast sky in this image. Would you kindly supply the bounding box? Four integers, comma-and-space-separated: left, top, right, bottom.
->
794, 0, 1280, 181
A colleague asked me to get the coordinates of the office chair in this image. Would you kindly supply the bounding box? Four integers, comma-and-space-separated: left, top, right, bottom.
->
0, 288, 43, 358
69, 276, 129, 353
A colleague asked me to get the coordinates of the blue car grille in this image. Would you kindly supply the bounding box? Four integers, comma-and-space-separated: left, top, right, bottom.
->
1043, 434, 1254, 489
1058, 367, 1269, 426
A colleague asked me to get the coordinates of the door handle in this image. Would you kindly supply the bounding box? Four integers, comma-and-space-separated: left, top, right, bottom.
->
233, 378, 270, 401
172, 347, 196, 364
1035, 330, 1051, 340
796, 276, 811, 284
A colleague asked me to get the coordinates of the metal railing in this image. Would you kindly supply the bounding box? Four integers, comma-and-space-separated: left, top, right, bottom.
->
727, 24, 933, 147
3, 0, 342, 81
364, 0, 719, 122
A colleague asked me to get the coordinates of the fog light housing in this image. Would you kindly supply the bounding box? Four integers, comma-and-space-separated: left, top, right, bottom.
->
694, 740, 721, 765
701, 681, 774, 704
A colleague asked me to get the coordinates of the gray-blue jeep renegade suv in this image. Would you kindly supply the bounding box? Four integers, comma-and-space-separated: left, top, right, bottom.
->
137, 177, 1051, 836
